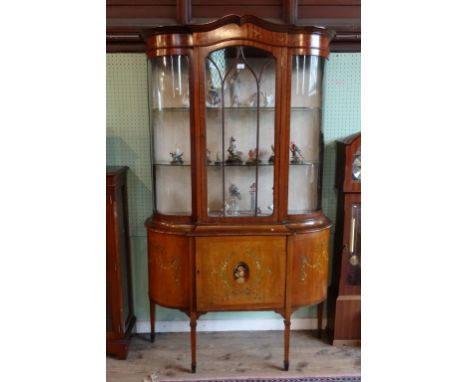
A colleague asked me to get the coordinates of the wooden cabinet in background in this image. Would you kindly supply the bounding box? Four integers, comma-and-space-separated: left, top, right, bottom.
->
144, 15, 334, 372
327, 133, 361, 345
107, 166, 136, 359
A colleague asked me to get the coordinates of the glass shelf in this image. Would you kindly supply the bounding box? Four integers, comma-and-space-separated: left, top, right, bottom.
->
208, 210, 273, 218
153, 162, 318, 167
154, 162, 191, 166
151, 107, 319, 112
207, 161, 318, 167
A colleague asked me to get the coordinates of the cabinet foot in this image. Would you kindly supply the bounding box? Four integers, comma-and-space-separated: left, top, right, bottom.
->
150, 299, 156, 343
284, 360, 289, 371
317, 301, 324, 339
191, 363, 196, 373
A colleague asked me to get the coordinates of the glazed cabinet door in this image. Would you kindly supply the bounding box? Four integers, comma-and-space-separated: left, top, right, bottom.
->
202, 45, 281, 221
148, 54, 193, 217
287, 54, 325, 216
195, 236, 286, 311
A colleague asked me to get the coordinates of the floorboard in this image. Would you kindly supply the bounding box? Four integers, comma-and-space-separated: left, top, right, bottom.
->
107, 330, 361, 382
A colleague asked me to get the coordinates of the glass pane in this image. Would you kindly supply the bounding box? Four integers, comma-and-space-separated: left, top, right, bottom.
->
205, 46, 276, 217
149, 55, 192, 215
288, 55, 324, 215
352, 146, 361, 183
347, 203, 361, 286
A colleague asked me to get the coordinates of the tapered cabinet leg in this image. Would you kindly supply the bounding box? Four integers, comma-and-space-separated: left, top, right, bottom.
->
283, 315, 291, 371
150, 300, 156, 343
317, 301, 324, 339
190, 313, 197, 373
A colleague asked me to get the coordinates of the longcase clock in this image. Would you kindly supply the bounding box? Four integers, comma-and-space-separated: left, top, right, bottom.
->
327, 132, 361, 345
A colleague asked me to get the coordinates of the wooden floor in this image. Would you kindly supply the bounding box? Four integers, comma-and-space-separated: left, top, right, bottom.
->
107, 331, 361, 382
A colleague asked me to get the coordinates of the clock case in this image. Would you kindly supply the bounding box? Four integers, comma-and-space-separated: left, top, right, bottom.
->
327, 132, 361, 345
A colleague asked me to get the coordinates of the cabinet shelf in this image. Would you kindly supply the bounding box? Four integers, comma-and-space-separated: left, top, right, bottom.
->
152, 107, 320, 112
154, 162, 191, 167
154, 161, 318, 167
208, 210, 273, 217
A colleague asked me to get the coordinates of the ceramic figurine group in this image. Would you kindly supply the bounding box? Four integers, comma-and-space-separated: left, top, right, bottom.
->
205, 136, 275, 166
172, 140, 305, 166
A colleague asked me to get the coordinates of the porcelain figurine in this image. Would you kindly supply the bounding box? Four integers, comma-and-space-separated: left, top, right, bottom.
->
261, 91, 274, 107
206, 83, 221, 107
268, 144, 275, 164
226, 136, 243, 165
206, 149, 212, 164
289, 141, 304, 164
214, 152, 222, 165
246, 148, 261, 165
225, 183, 242, 216
169, 145, 184, 164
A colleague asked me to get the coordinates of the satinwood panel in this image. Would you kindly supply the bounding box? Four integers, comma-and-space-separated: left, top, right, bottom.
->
195, 236, 286, 311
290, 229, 329, 308
147, 231, 190, 309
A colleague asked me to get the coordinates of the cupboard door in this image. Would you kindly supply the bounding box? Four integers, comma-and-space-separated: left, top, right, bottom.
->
196, 236, 286, 310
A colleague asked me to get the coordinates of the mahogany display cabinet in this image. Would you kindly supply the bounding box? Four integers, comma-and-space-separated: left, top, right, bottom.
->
106, 166, 136, 359
143, 15, 334, 372
327, 132, 361, 345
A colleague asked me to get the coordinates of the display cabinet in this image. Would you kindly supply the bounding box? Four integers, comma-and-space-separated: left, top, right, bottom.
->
327, 132, 361, 345
143, 15, 334, 372
107, 166, 136, 359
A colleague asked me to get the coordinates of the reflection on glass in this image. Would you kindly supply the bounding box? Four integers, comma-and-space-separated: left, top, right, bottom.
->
347, 203, 361, 286
205, 46, 276, 217
288, 55, 324, 215
149, 55, 192, 215
352, 146, 361, 182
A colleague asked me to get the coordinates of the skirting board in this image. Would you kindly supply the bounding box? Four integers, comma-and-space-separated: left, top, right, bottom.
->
136, 318, 327, 333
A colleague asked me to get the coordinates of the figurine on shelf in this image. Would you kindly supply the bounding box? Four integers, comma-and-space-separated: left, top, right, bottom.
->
225, 184, 242, 216
206, 149, 212, 164
169, 145, 184, 164
206, 83, 221, 107
229, 71, 241, 107
249, 182, 262, 215
246, 148, 262, 165
182, 91, 190, 107
268, 144, 275, 164
247, 92, 258, 107
214, 152, 222, 165
289, 141, 304, 164
226, 136, 243, 165
260, 91, 275, 107
249, 182, 256, 214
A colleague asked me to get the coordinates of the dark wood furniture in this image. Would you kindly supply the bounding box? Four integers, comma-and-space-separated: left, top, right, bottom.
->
106, 1, 361, 53
327, 132, 361, 345
144, 15, 333, 372
107, 166, 136, 359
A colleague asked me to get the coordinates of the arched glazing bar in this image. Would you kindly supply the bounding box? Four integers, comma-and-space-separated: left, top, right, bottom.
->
205, 46, 276, 217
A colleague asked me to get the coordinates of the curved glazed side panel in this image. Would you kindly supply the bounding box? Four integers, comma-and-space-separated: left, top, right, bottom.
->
147, 230, 190, 309
290, 228, 330, 308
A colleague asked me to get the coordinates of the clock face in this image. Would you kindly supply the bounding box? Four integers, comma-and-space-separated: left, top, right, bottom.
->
352, 147, 361, 182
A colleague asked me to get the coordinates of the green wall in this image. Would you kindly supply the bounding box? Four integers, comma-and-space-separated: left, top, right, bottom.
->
106, 52, 361, 323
